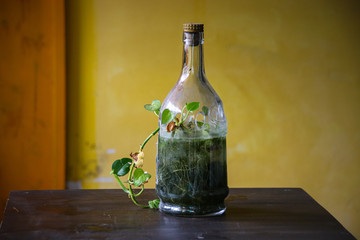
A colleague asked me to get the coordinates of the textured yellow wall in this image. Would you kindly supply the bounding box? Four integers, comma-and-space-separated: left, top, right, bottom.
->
66, 0, 360, 237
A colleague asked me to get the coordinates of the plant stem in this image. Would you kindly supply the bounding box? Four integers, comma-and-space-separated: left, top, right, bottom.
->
129, 193, 149, 208
179, 105, 187, 124
113, 174, 130, 194
127, 162, 149, 208
178, 108, 191, 126
140, 127, 159, 151
183, 111, 190, 123
128, 162, 135, 183
133, 185, 145, 197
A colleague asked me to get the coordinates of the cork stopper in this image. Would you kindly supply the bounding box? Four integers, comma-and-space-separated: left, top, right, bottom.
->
183, 23, 204, 33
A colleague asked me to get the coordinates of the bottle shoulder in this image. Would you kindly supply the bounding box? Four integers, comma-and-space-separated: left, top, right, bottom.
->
160, 76, 227, 139
162, 75, 225, 112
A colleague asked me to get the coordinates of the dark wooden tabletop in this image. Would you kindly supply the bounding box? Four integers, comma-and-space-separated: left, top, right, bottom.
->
0, 188, 355, 240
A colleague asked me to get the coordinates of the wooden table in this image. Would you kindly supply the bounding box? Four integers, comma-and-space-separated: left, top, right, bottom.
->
0, 188, 355, 239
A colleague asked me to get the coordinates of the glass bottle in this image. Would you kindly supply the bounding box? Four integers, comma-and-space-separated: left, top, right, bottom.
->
156, 23, 228, 216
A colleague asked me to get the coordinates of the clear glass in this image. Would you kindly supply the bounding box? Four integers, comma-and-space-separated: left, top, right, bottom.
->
156, 29, 229, 217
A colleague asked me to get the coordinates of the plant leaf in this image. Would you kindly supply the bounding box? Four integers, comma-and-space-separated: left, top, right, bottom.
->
197, 122, 204, 127
152, 99, 161, 109
148, 199, 160, 209
144, 104, 155, 111
112, 158, 132, 176
166, 121, 176, 132
202, 106, 209, 116
186, 102, 200, 112
197, 121, 210, 128
161, 109, 173, 125
133, 168, 151, 187
144, 99, 161, 112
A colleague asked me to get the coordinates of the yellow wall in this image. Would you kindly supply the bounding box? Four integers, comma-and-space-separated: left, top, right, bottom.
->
66, 0, 360, 237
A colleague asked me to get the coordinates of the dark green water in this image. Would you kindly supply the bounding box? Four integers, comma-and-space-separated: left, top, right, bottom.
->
156, 136, 228, 216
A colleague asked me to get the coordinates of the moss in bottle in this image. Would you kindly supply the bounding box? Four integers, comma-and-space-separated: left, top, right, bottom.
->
156, 135, 228, 216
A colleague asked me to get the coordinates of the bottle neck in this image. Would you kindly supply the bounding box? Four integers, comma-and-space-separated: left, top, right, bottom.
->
181, 32, 205, 78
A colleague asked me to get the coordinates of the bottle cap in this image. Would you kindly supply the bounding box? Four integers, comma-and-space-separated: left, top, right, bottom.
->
183, 23, 204, 32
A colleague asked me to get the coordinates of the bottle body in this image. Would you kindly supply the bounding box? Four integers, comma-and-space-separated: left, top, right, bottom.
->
156, 24, 228, 216
156, 136, 228, 216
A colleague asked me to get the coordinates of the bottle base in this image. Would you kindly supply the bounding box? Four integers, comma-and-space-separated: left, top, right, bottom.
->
159, 201, 226, 217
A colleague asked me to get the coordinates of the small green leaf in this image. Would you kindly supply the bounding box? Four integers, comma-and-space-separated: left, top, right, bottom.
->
133, 168, 151, 187
144, 99, 161, 112
148, 199, 160, 209
196, 122, 210, 128
144, 104, 154, 111
154, 110, 160, 117
186, 102, 200, 112
202, 106, 209, 116
161, 109, 173, 125
112, 158, 132, 176
152, 99, 161, 109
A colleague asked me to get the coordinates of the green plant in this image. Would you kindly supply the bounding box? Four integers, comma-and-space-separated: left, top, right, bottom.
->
110, 100, 201, 208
